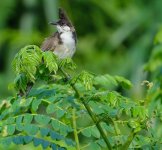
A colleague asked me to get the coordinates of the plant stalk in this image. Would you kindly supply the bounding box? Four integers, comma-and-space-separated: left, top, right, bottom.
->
81, 97, 112, 150
72, 109, 80, 150
120, 130, 136, 150
60, 68, 112, 150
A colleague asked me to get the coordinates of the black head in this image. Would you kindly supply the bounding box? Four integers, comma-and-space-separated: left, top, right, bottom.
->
49, 8, 74, 29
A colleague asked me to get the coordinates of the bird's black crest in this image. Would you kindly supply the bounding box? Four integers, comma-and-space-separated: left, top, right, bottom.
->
58, 8, 74, 30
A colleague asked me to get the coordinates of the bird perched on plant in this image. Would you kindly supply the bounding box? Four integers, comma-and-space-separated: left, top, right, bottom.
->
41, 8, 77, 59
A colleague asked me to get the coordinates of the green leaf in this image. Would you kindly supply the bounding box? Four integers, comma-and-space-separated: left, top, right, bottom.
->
65, 139, 75, 146
114, 76, 132, 89
51, 120, 60, 131
46, 104, 55, 114
14, 73, 27, 93
23, 114, 33, 124
51, 120, 72, 135
128, 120, 140, 129
55, 109, 65, 118
34, 115, 51, 125
41, 140, 50, 149
107, 92, 118, 106
90, 101, 105, 114
20, 97, 33, 107
13, 136, 24, 145
101, 123, 115, 134
58, 147, 66, 150
16, 116, 23, 124
7, 125, 15, 135
134, 126, 141, 133
132, 106, 148, 121
87, 142, 101, 150
47, 104, 65, 117
40, 128, 50, 137
24, 124, 39, 135
97, 139, 106, 148
94, 74, 118, 88
80, 71, 94, 90
72, 71, 94, 90
12, 45, 42, 82
51, 143, 57, 150
81, 128, 91, 137
50, 131, 63, 140
91, 127, 100, 138
16, 116, 24, 131
60, 125, 68, 135
43, 51, 58, 73
23, 136, 33, 144
6, 117, 15, 124
1, 137, 12, 145
144, 45, 162, 72
32, 99, 41, 112
59, 58, 77, 70
33, 137, 50, 149
55, 106, 65, 118
81, 126, 100, 138
154, 28, 162, 44
33, 138, 42, 147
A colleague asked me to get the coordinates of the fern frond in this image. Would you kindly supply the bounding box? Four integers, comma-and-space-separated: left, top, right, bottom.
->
12, 45, 42, 82
59, 58, 77, 70
71, 71, 94, 90
42, 51, 58, 73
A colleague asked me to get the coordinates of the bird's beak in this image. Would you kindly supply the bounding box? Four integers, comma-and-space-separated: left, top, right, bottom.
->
49, 21, 57, 25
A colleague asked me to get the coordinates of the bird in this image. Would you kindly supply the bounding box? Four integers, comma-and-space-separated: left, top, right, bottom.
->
41, 8, 77, 59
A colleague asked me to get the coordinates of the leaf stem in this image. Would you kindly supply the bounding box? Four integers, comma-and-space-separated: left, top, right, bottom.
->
113, 120, 120, 135
120, 130, 136, 150
81, 97, 112, 150
72, 109, 80, 150
60, 68, 112, 150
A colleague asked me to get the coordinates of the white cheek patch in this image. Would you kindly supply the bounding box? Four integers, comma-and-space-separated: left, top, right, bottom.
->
56, 25, 63, 33
63, 26, 70, 32
56, 25, 70, 33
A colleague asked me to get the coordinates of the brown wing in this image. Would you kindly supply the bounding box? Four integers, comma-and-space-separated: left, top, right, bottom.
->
41, 32, 60, 51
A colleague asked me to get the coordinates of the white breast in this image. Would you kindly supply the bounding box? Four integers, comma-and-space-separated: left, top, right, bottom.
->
60, 31, 76, 57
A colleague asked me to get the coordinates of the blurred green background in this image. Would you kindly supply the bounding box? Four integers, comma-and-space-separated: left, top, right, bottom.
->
0, 0, 162, 99
1, 0, 162, 150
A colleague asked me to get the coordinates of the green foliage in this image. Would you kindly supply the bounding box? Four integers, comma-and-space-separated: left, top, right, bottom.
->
1, 0, 162, 101
94, 74, 132, 89
13, 73, 27, 93
71, 71, 94, 90
1, 41, 162, 150
80, 125, 100, 138
43, 51, 58, 73
144, 44, 162, 72
59, 58, 77, 70
12, 45, 42, 82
